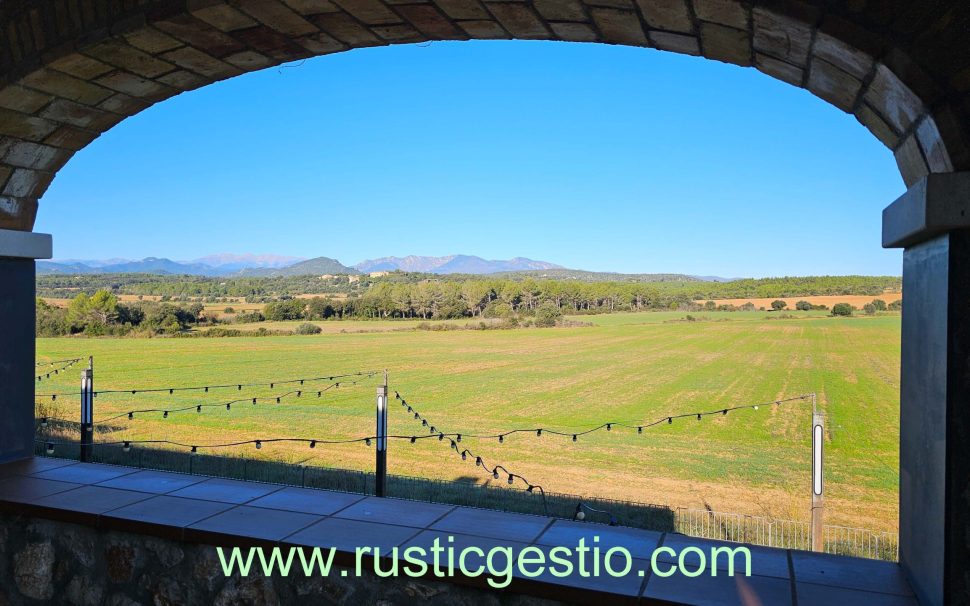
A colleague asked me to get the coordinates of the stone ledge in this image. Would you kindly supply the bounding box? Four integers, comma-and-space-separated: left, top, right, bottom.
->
882, 173, 970, 249
0, 227, 51, 258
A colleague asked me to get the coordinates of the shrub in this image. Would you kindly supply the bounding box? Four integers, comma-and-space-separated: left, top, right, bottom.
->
534, 302, 562, 327
863, 303, 876, 315
888, 299, 902, 311
223, 306, 235, 313
770, 300, 787, 310
871, 299, 887, 311
295, 322, 322, 335
795, 300, 812, 311
832, 303, 853, 316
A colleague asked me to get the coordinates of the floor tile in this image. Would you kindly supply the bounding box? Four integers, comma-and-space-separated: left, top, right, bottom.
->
658, 534, 791, 580
285, 517, 421, 554
187, 505, 322, 542
167, 478, 283, 504
535, 519, 662, 560
790, 550, 912, 596
94, 470, 207, 494
431, 507, 553, 542
33, 485, 154, 515
247, 486, 365, 516
0, 457, 78, 478
643, 568, 793, 606
33, 462, 139, 485
796, 581, 919, 606
102, 495, 233, 536
0, 476, 82, 502
333, 496, 454, 528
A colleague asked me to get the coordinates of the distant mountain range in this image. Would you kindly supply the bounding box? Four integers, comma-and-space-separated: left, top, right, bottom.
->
354, 255, 563, 274
36, 253, 738, 282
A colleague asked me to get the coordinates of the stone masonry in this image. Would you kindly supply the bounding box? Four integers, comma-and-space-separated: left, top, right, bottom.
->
0, 512, 565, 606
0, 0, 969, 231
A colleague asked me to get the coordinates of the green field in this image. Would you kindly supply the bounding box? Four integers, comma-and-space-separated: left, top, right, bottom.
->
35, 310, 900, 532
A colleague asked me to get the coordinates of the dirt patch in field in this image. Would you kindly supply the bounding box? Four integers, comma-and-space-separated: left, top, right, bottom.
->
699, 294, 901, 310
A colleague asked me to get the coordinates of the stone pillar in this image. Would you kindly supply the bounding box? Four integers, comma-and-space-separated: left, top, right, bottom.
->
0, 229, 52, 463
883, 173, 970, 606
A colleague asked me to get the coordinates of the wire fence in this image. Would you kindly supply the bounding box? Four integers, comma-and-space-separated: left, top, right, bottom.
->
32, 440, 898, 562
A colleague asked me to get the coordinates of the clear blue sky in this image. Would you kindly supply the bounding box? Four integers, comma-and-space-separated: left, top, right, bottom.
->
37, 40, 905, 277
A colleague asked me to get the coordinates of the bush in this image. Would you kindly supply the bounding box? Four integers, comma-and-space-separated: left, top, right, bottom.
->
223, 306, 235, 313
863, 303, 876, 315
832, 303, 853, 317
295, 322, 322, 335
795, 300, 812, 311
534, 302, 562, 327
235, 311, 265, 323
770, 300, 787, 310
871, 299, 887, 311
888, 299, 902, 311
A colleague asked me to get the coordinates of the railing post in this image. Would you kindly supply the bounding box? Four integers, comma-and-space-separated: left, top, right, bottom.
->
375, 370, 388, 497
79, 357, 94, 462
811, 397, 825, 552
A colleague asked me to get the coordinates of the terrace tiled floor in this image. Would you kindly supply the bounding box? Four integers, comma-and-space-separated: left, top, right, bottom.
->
0, 457, 918, 606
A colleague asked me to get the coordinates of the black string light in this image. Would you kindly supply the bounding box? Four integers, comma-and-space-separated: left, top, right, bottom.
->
36, 358, 82, 367
35, 358, 81, 382
35, 370, 379, 400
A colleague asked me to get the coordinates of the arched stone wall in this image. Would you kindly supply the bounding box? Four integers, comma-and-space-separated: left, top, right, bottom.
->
1, 0, 968, 230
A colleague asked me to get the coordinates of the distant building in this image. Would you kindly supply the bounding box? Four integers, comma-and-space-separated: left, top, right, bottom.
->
369, 271, 390, 278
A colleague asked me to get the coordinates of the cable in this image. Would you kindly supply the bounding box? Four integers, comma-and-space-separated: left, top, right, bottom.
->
35, 358, 80, 382
394, 393, 813, 442
393, 390, 547, 513
35, 375, 376, 427
36, 358, 82, 367
35, 370, 381, 399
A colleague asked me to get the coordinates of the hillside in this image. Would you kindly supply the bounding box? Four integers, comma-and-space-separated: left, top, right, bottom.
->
354, 255, 562, 274
238, 256, 358, 277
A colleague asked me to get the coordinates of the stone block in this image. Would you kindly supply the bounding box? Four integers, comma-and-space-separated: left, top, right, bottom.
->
296, 32, 349, 55
160, 47, 241, 79
755, 53, 803, 87
590, 8, 648, 46
585, 0, 635, 9
223, 50, 276, 70
395, 4, 465, 39
550, 22, 597, 42
234, 0, 320, 36
855, 102, 900, 149
332, 0, 402, 25
97, 93, 151, 115
434, 0, 490, 20
456, 19, 510, 39
0, 86, 52, 114
693, 0, 747, 29
281, 0, 341, 16
232, 25, 317, 60
157, 70, 210, 91
0, 195, 38, 230
636, 0, 692, 33
916, 116, 954, 174
314, 12, 384, 45
19, 69, 114, 106
533, 0, 586, 23
865, 63, 925, 135
812, 30, 873, 80
39, 99, 122, 130
124, 27, 185, 54
155, 14, 248, 58
2, 168, 53, 198
485, 3, 550, 39
371, 23, 426, 42
46, 53, 115, 80
699, 22, 750, 67
2, 140, 71, 170
807, 57, 861, 112
43, 125, 100, 150
94, 72, 176, 103
82, 40, 177, 79
188, 1, 259, 32
0, 109, 58, 141
752, 7, 811, 66
651, 31, 699, 56
894, 133, 930, 188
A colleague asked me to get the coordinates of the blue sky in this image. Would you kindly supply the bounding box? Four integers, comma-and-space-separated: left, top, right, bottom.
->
36, 40, 905, 277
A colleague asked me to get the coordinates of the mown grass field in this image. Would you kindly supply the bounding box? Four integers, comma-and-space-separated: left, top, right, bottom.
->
35, 310, 901, 532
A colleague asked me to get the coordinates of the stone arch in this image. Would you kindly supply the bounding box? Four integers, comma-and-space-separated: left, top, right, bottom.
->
1, 0, 968, 230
